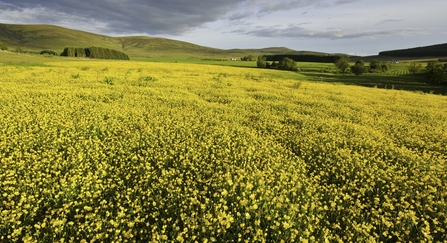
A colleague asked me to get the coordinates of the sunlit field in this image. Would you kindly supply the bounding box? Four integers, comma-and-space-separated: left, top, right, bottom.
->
1, 60, 446, 242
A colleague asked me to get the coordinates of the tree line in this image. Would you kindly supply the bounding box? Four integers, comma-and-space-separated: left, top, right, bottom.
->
379, 43, 447, 57
425, 61, 447, 84
0, 41, 129, 60
40, 50, 59, 55
263, 54, 349, 63
241, 55, 256, 61
61, 47, 129, 60
255, 54, 349, 71
407, 60, 447, 84
335, 58, 447, 84
335, 58, 390, 76
256, 56, 298, 71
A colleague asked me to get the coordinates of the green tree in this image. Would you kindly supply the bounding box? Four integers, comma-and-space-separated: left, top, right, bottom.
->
75, 48, 86, 57
284, 57, 298, 71
334, 59, 350, 74
276, 57, 298, 71
242, 55, 256, 61
257, 56, 267, 68
425, 61, 447, 84
289, 60, 298, 71
0, 42, 8, 51
426, 61, 437, 79
258, 57, 298, 71
351, 60, 366, 76
15, 47, 23, 53
356, 60, 365, 66
61, 47, 76, 57
369, 59, 383, 72
408, 62, 422, 74
41, 50, 58, 55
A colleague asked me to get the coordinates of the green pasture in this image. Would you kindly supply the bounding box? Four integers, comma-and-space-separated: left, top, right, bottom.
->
2, 51, 446, 94
132, 57, 257, 67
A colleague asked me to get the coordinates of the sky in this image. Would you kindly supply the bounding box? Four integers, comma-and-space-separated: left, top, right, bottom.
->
0, 0, 446, 56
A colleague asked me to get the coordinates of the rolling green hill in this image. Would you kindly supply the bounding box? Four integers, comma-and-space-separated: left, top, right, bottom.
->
2, 23, 446, 60
0, 23, 326, 59
0, 24, 121, 52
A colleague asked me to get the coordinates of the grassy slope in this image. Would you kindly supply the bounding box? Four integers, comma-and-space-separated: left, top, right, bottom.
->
0, 23, 325, 59
0, 23, 232, 57
0, 24, 122, 53
117, 36, 227, 58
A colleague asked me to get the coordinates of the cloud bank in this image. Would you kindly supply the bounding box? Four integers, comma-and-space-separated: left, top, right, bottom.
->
0, 0, 445, 54
0, 0, 364, 35
0, 0, 244, 34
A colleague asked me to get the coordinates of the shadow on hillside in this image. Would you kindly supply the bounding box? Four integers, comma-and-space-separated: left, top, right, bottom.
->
301, 72, 447, 95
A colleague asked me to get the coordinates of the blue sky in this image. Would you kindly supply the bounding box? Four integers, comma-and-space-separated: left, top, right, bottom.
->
0, 0, 446, 56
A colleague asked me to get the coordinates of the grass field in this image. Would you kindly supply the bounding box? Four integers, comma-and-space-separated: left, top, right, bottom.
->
132, 57, 258, 68
1, 53, 446, 242
134, 56, 447, 94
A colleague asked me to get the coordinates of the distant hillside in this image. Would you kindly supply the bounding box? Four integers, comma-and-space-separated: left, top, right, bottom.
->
0, 24, 121, 51
0, 23, 334, 59
0, 23, 222, 58
117, 36, 226, 57
379, 43, 447, 57
226, 47, 327, 55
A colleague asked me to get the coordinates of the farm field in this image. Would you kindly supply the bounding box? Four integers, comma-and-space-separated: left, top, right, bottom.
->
1, 58, 447, 242
135, 56, 447, 95
132, 57, 258, 68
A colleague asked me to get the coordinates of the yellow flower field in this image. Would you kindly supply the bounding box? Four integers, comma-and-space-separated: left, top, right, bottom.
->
1, 60, 446, 242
